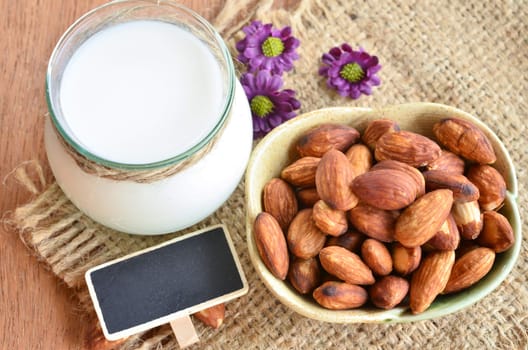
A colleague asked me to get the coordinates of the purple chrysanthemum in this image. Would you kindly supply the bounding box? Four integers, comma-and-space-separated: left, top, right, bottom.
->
319, 43, 381, 99
240, 70, 301, 139
236, 21, 300, 75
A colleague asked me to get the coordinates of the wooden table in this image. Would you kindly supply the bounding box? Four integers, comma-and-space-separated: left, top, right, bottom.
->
0, 1, 225, 348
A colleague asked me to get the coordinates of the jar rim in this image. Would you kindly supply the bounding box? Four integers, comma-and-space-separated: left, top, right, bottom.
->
45, 0, 235, 170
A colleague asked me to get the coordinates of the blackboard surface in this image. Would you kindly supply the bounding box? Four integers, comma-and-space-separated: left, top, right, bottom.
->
86, 226, 246, 337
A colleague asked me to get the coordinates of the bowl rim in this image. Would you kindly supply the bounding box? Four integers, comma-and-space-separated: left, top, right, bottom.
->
245, 102, 521, 323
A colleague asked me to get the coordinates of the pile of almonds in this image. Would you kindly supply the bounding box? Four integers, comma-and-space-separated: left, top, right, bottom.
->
253, 117, 515, 314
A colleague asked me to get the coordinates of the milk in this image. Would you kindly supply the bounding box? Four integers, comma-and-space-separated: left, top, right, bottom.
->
46, 15, 253, 234
59, 20, 224, 164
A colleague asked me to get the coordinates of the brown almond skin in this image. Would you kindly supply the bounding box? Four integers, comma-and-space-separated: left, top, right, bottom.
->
281, 157, 320, 188
287, 209, 327, 259
352, 169, 417, 210
425, 214, 460, 251
410, 250, 455, 314
316, 149, 359, 211
362, 119, 400, 149
369, 275, 409, 309
254, 212, 289, 280
348, 203, 398, 242
325, 230, 366, 253
371, 159, 426, 197
443, 247, 495, 294
313, 281, 368, 310
346, 143, 373, 177
263, 178, 298, 231
194, 304, 225, 329
296, 124, 360, 158
433, 118, 496, 164
312, 200, 348, 236
288, 257, 321, 294
423, 170, 479, 203
467, 164, 506, 211
319, 246, 375, 285
296, 187, 320, 208
392, 243, 421, 276
477, 211, 514, 253
395, 189, 454, 247
361, 239, 393, 276
426, 150, 465, 175
451, 200, 483, 240
375, 130, 442, 167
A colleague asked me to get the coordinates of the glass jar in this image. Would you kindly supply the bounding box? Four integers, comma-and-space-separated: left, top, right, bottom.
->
45, 0, 252, 235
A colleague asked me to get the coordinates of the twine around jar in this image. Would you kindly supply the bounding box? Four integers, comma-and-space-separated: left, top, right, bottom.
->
50, 109, 231, 184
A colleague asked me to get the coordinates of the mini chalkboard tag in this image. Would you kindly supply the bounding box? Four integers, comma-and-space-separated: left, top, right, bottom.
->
85, 224, 248, 348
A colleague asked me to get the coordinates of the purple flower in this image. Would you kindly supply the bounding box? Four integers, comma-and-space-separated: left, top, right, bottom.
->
240, 70, 301, 138
319, 43, 381, 99
236, 21, 300, 75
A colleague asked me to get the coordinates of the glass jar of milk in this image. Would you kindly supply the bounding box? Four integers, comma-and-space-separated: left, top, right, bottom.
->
45, 0, 252, 235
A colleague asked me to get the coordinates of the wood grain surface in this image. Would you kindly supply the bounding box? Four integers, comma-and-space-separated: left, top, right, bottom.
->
0, 1, 224, 349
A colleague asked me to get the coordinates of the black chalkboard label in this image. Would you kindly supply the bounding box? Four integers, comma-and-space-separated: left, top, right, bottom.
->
85, 225, 248, 340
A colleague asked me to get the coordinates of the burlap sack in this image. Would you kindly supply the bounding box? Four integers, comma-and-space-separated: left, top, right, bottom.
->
10, 0, 527, 348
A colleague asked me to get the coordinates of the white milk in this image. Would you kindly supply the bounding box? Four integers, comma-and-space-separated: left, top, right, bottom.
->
46, 19, 252, 234
60, 20, 224, 164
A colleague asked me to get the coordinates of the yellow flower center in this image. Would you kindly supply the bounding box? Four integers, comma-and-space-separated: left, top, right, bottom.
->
261, 37, 285, 57
340, 62, 365, 83
251, 95, 274, 117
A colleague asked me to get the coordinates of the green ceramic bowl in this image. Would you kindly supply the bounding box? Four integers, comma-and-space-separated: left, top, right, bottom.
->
245, 102, 521, 323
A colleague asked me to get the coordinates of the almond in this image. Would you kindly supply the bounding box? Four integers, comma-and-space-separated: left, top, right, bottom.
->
425, 214, 460, 251
345, 143, 373, 177
477, 211, 514, 253
433, 118, 496, 164
369, 275, 409, 309
375, 130, 442, 167
325, 230, 365, 253
312, 200, 348, 236
296, 124, 360, 157
319, 246, 375, 285
443, 247, 495, 294
296, 187, 320, 208
362, 119, 400, 149
281, 156, 320, 188
426, 150, 465, 175
371, 159, 426, 197
466, 164, 506, 211
392, 243, 421, 276
263, 178, 298, 231
287, 209, 327, 259
254, 212, 289, 280
423, 170, 479, 203
288, 257, 321, 294
348, 203, 398, 242
451, 200, 483, 240
351, 169, 417, 210
194, 304, 225, 329
395, 189, 454, 247
315, 149, 359, 211
410, 250, 455, 314
313, 281, 368, 310
361, 239, 393, 276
